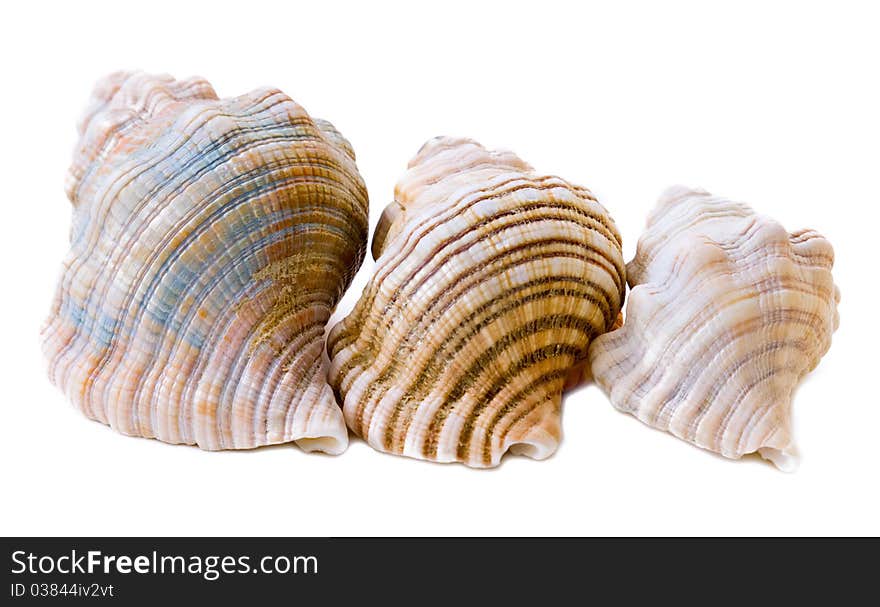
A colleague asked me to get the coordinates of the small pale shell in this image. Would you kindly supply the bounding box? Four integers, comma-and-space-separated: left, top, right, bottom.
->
42, 72, 369, 454
588, 186, 840, 470
328, 137, 626, 467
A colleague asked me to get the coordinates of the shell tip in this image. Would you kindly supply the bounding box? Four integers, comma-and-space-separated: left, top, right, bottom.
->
371, 200, 404, 259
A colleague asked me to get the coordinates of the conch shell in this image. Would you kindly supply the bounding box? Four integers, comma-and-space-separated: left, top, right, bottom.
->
588, 186, 840, 470
328, 137, 626, 467
42, 72, 369, 454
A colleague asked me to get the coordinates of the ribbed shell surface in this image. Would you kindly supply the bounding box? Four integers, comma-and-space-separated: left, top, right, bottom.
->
42, 72, 369, 454
328, 137, 626, 467
588, 186, 840, 470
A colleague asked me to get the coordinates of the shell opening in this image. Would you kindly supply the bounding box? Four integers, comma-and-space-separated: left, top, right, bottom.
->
757, 446, 799, 472
294, 435, 347, 456
507, 440, 553, 461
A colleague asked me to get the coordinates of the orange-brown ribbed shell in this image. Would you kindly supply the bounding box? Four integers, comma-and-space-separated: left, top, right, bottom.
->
328, 137, 625, 467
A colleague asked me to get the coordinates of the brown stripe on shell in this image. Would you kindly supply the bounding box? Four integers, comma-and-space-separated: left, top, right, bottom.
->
421, 322, 593, 459
345, 238, 620, 439
348, 234, 623, 438
382, 276, 614, 453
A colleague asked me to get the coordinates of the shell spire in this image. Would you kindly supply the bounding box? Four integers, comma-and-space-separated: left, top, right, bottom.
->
588, 186, 840, 470
42, 71, 369, 453
328, 137, 626, 467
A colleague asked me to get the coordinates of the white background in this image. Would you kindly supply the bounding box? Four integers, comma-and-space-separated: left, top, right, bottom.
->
1, 1, 877, 536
